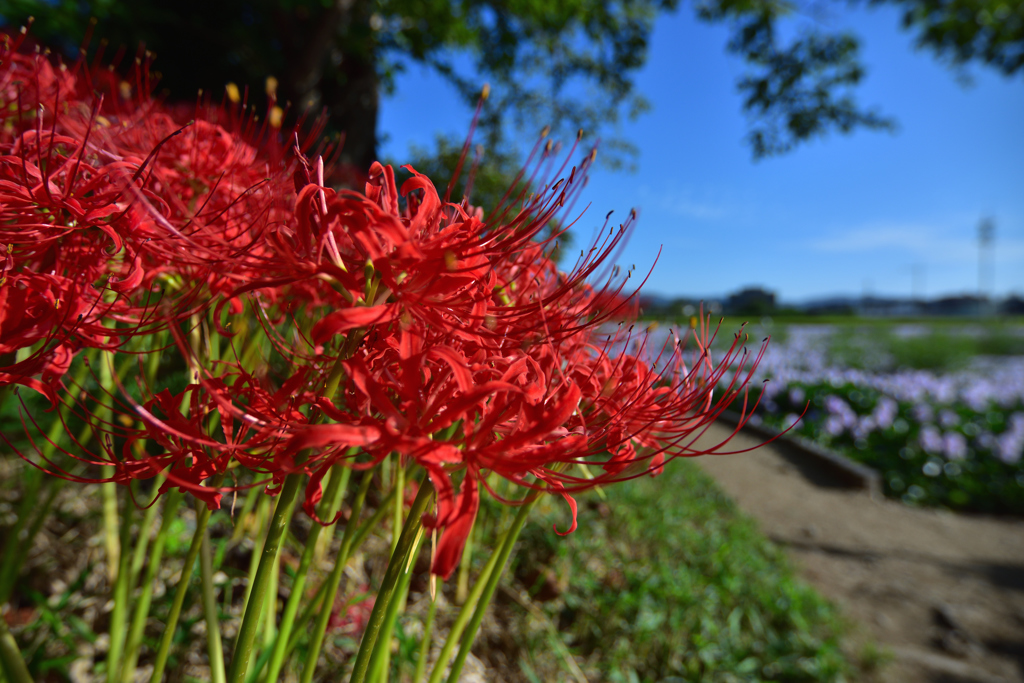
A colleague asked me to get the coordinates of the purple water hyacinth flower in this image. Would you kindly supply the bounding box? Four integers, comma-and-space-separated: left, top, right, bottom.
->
997, 413, 1024, 464
853, 415, 876, 441
943, 432, 968, 460
914, 403, 935, 424
824, 395, 856, 428
920, 424, 944, 455
873, 397, 898, 430
824, 415, 845, 437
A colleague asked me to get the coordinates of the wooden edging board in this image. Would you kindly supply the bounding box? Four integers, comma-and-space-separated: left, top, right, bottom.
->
717, 410, 884, 499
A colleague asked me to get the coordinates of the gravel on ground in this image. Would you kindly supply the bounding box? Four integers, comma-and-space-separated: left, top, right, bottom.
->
693, 422, 1024, 683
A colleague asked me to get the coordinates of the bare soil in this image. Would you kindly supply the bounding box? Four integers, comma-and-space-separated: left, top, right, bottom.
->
693, 423, 1024, 683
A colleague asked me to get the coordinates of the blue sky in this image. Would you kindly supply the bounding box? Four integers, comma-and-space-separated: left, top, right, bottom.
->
379, 5, 1024, 304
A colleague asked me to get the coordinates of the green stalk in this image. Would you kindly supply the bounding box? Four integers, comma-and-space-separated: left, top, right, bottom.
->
285, 575, 328, 655
412, 586, 438, 683
126, 333, 169, 592
368, 524, 423, 683
261, 546, 280, 649
240, 496, 270, 617
0, 345, 94, 601
287, 486, 395, 670
226, 472, 303, 683
121, 489, 182, 682
262, 466, 350, 683
454, 521, 475, 605
299, 470, 376, 683
200, 524, 227, 683
101, 482, 120, 583
443, 497, 538, 683
0, 390, 100, 603
128, 477, 166, 589
99, 351, 120, 585
348, 479, 433, 683
0, 618, 31, 683
150, 490, 219, 683
106, 491, 134, 683
0, 469, 42, 604
425, 498, 533, 683
230, 485, 261, 544
391, 457, 404, 554
424, 541, 503, 683
0, 477, 62, 605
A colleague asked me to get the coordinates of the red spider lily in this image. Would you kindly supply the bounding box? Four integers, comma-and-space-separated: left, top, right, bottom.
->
1, 35, 768, 587
0, 44, 329, 401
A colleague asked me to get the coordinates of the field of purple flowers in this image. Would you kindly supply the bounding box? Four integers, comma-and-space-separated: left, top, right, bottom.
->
725, 322, 1024, 514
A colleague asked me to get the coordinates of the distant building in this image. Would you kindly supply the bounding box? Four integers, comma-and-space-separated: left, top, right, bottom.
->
1000, 294, 1024, 315
856, 296, 923, 317
925, 295, 988, 317
725, 287, 776, 316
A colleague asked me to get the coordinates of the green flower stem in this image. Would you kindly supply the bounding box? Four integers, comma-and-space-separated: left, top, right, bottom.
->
412, 584, 438, 683
124, 331, 170, 593
0, 384, 70, 603
348, 478, 433, 683
128, 477, 167, 589
425, 496, 536, 683
455, 520, 475, 605
261, 544, 280, 648
200, 521, 227, 683
106, 490, 135, 683
295, 477, 396, 681
0, 470, 41, 604
150, 480, 222, 683
299, 469, 375, 683
0, 348, 94, 602
391, 457, 404, 554
99, 351, 119, 585
101, 482, 120, 581
444, 496, 538, 683
121, 488, 182, 683
0, 477, 63, 605
425, 527, 507, 683
226, 471, 303, 683
287, 575, 329, 653
229, 486, 262, 545
368, 523, 424, 683
239, 496, 270, 619
262, 466, 351, 683
349, 488, 395, 558
0, 617, 31, 683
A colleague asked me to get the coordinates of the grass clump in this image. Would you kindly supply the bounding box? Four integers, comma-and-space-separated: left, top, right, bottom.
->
825, 323, 1024, 373
505, 460, 852, 682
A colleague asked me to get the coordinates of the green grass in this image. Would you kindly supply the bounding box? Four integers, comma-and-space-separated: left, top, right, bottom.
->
502, 461, 852, 682
825, 325, 1024, 372
747, 382, 1024, 514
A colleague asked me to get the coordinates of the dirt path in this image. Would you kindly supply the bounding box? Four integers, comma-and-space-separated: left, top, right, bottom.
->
692, 423, 1024, 683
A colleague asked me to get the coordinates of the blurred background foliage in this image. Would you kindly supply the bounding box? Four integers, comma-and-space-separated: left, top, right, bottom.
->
2, 0, 1021, 183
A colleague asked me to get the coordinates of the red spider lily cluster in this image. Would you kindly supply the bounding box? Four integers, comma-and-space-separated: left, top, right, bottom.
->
0, 31, 765, 579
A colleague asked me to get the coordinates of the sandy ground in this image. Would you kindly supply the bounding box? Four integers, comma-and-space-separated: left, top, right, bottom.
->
693, 422, 1024, 683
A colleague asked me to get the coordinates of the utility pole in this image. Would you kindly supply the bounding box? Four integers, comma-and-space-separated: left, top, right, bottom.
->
978, 217, 994, 315
911, 263, 925, 313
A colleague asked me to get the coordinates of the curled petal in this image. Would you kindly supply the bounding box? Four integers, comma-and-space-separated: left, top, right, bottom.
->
310, 305, 400, 345
283, 423, 382, 453
428, 472, 479, 579
109, 251, 144, 294
549, 482, 578, 536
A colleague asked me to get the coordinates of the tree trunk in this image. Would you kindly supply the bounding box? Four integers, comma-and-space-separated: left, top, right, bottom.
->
278, 0, 380, 177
